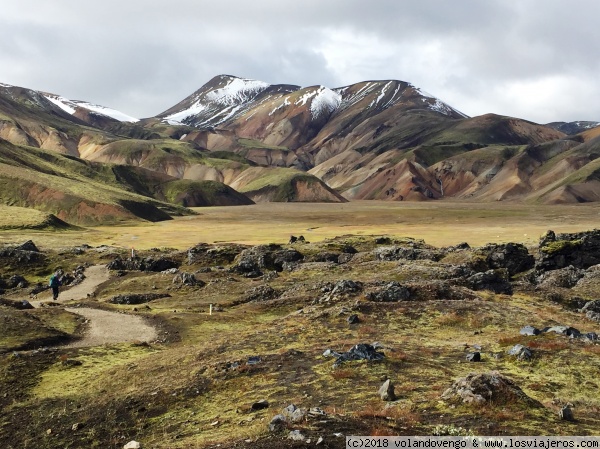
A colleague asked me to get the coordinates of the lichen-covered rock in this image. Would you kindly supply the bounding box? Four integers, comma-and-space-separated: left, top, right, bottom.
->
507, 344, 533, 361
375, 245, 443, 262
536, 265, 586, 288
108, 293, 171, 304
581, 300, 600, 322
107, 256, 179, 272
536, 229, 600, 271
442, 371, 542, 407
466, 269, 512, 294
366, 281, 411, 302
378, 379, 396, 401
476, 243, 534, 275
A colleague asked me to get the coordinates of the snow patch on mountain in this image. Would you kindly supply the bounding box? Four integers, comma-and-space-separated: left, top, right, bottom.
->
205, 78, 270, 106
269, 97, 291, 116
164, 103, 208, 125
45, 95, 77, 114
415, 87, 468, 118
575, 121, 600, 129
310, 87, 341, 119
75, 102, 139, 122
43, 94, 139, 122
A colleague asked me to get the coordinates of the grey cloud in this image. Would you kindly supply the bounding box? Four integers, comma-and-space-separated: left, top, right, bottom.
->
0, 0, 599, 122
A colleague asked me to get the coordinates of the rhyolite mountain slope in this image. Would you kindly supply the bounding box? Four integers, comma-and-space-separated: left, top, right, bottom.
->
2, 75, 600, 211
0, 82, 344, 224
152, 75, 600, 203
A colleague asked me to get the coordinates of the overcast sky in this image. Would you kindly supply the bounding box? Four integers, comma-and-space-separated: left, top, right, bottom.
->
1, 0, 599, 123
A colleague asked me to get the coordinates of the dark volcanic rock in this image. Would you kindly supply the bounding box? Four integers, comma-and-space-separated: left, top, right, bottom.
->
173, 272, 205, 287
507, 344, 533, 361
536, 229, 600, 271
272, 249, 303, 271
543, 325, 581, 338
536, 265, 586, 288
187, 243, 246, 266
442, 371, 542, 407
240, 285, 282, 303
466, 269, 513, 294
375, 245, 443, 262
311, 252, 341, 263
107, 256, 179, 272
520, 325, 541, 336
581, 300, 600, 322
366, 281, 411, 302
332, 343, 385, 367
466, 352, 481, 362
0, 274, 29, 289
347, 314, 360, 324
14, 240, 40, 252
0, 244, 45, 264
0, 297, 34, 310
108, 293, 171, 304
476, 243, 534, 275
230, 244, 287, 274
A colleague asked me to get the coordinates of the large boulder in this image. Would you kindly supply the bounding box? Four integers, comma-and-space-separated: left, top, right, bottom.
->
230, 244, 287, 276
108, 293, 171, 305
173, 272, 205, 287
186, 243, 246, 266
329, 343, 386, 367
0, 243, 45, 264
466, 269, 513, 294
14, 240, 40, 252
366, 281, 411, 302
375, 245, 443, 262
536, 265, 586, 288
580, 300, 600, 322
107, 256, 179, 272
441, 371, 542, 407
239, 285, 282, 303
536, 229, 600, 272
476, 243, 534, 275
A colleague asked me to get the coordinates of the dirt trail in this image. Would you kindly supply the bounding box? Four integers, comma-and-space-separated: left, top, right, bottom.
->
32, 264, 110, 306
33, 265, 158, 347
64, 307, 158, 348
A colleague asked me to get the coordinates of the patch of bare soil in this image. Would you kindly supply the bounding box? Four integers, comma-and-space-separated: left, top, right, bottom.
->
33, 265, 158, 347
64, 307, 158, 347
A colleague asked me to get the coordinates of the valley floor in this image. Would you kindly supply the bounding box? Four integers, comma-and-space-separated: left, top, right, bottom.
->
1, 201, 599, 249
1, 203, 599, 448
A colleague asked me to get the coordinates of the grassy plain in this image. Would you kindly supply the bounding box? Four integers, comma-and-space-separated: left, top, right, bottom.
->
2, 201, 600, 447
1, 201, 598, 249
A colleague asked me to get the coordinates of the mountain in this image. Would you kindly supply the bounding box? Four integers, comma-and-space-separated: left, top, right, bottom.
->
0, 81, 344, 224
152, 75, 598, 204
1, 74, 599, 218
546, 121, 600, 135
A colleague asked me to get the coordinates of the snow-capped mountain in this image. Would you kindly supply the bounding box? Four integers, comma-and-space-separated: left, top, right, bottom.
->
159, 75, 299, 127
43, 93, 138, 123
546, 121, 600, 135
157, 75, 467, 130
0, 82, 138, 124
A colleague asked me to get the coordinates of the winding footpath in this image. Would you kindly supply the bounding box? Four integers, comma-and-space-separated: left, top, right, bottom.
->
32, 265, 158, 348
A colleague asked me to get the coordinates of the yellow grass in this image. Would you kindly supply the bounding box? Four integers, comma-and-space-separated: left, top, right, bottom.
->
1, 200, 598, 249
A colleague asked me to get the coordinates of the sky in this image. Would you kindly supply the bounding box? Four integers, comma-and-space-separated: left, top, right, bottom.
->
1, 0, 599, 124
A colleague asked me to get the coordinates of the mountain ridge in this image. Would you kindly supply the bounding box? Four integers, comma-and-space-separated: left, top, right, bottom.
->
1, 74, 600, 223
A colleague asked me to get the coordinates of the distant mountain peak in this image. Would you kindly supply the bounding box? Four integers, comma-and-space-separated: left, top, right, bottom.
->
42, 93, 139, 123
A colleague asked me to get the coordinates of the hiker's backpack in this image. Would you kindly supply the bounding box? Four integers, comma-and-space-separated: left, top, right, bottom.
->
49, 275, 57, 287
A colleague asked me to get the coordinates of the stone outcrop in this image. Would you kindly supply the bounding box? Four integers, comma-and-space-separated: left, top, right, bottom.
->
536, 230, 600, 271
442, 371, 542, 407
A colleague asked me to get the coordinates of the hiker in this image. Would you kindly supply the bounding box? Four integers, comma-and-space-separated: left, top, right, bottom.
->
49, 271, 61, 300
